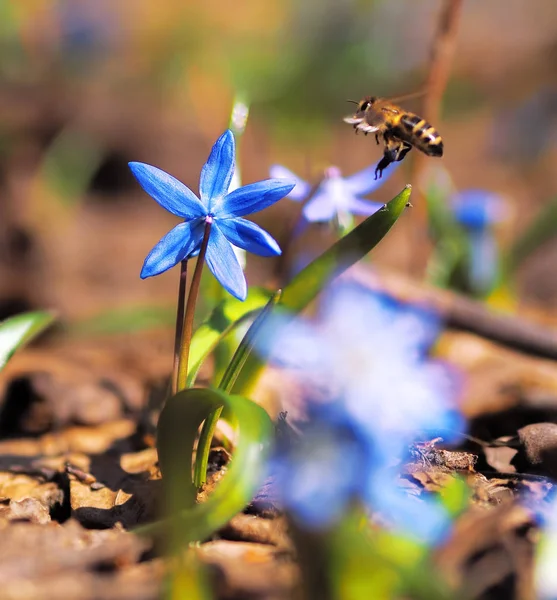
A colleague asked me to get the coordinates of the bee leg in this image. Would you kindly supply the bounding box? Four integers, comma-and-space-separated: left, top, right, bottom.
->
375, 149, 396, 180
375, 134, 380, 145
395, 142, 412, 162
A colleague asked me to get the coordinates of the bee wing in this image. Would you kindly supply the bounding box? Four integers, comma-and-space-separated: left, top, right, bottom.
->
344, 109, 385, 133
363, 108, 387, 131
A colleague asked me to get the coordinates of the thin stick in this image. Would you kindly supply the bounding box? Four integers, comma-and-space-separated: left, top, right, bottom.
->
171, 261, 188, 396
408, 0, 464, 275
176, 221, 212, 392
423, 0, 464, 124
355, 268, 557, 362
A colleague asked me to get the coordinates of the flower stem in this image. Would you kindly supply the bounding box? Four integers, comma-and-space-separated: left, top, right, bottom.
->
193, 290, 282, 489
176, 220, 212, 393
171, 260, 188, 396
193, 406, 223, 488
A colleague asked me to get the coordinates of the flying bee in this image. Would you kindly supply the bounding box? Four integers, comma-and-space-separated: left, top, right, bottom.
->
344, 93, 443, 179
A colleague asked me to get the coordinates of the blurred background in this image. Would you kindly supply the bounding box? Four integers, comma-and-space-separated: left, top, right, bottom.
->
1, 0, 556, 332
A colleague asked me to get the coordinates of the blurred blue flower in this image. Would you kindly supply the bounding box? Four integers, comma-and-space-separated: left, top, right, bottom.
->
57, 0, 117, 62
129, 130, 294, 301
451, 189, 506, 230
269, 162, 398, 224
451, 189, 507, 294
533, 491, 557, 599
262, 283, 464, 542
272, 422, 363, 528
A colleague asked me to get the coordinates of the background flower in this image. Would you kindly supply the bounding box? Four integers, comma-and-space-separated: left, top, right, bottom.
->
130, 130, 294, 300
269, 161, 398, 225
260, 282, 463, 542
533, 491, 557, 599
451, 189, 508, 294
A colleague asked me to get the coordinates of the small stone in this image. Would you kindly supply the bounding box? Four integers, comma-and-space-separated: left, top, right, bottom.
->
512, 423, 557, 478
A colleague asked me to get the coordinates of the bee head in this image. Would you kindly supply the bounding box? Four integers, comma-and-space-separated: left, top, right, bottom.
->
359, 96, 376, 111
343, 96, 376, 127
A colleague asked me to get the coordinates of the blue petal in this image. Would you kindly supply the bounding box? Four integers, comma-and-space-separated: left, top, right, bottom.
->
217, 217, 281, 257
302, 189, 336, 222
205, 224, 247, 300
269, 165, 311, 201
259, 313, 328, 372
200, 130, 235, 207
451, 189, 505, 229
129, 162, 206, 218
216, 179, 295, 219
367, 472, 452, 545
344, 159, 400, 196
344, 196, 384, 216
278, 431, 361, 529
140, 220, 204, 278
469, 229, 498, 292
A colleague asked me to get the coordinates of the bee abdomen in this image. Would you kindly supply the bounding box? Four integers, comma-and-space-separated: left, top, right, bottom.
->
400, 113, 443, 157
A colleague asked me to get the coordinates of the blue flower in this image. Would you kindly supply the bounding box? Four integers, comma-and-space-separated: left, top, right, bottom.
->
451, 189, 506, 230
451, 189, 508, 294
58, 0, 116, 61
533, 491, 557, 599
260, 283, 464, 542
269, 161, 398, 224
129, 130, 295, 301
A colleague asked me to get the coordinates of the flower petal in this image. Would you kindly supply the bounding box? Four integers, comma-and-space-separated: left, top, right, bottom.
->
200, 130, 235, 207
217, 179, 295, 219
451, 189, 507, 229
269, 165, 311, 201
217, 217, 281, 257
140, 220, 204, 278
469, 229, 498, 292
343, 160, 400, 196
344, 196, 384, 216
205, 224, 247, 300
302, 189, 336, 222
129, 162, 206, 218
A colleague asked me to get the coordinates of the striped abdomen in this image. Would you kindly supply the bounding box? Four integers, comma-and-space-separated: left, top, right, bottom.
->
396, 113, 443, 157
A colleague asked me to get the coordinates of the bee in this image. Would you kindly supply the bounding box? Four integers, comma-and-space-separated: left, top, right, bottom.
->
344, 94, 443, 179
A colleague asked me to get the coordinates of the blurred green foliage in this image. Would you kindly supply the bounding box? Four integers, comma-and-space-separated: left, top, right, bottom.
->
0, 311, 55, 371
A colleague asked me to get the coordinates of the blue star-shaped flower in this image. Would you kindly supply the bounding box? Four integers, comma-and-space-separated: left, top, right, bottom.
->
129, 130, 295, 301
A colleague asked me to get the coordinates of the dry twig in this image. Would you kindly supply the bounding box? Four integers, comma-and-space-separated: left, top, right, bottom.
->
409, 0, 464, 275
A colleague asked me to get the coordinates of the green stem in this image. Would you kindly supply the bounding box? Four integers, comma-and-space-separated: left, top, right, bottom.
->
193, 290, 282, 489
176, 220, 212, 392
171, 260, 188, 396
193, 409, 223, 489
333, 210, 354, 237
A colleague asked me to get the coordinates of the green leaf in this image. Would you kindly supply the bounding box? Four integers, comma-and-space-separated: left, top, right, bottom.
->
231, 185, 412, 396
42, 128, 104, 206
187, 287, 271, 386
193, 291, 282, 488
137, 387, 273, 545
439, 476, 470, 518
425, 179, 468, 289
505, 196, 557, 274
69, 305, 176, 335
425, 177, 459, 240
0, 311, 55, 372
328, 511, 451, 600
219, 290, 282, 394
